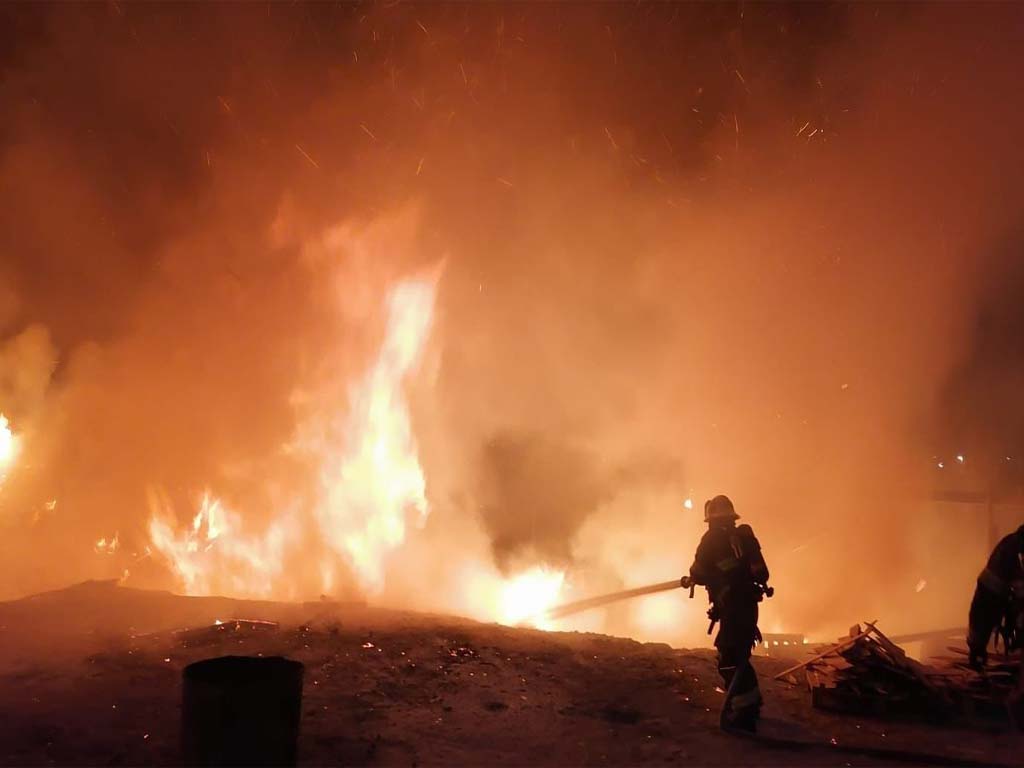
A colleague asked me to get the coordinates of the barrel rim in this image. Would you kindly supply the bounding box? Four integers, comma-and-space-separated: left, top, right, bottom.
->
183, 655, 304, 685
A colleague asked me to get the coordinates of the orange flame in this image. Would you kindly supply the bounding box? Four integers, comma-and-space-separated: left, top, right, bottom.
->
94, 532, 120, 555
0, 413, 18, 480
145, 270, 569, 629
312, 277, 436, 593
497, 567, 566, 628
147, 274, 437, 600
449, 559, 568, 629
147, 489, 297, 598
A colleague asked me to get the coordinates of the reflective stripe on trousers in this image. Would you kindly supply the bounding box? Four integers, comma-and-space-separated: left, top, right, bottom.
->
718, 649, 761, 724
730, 685, 763, 711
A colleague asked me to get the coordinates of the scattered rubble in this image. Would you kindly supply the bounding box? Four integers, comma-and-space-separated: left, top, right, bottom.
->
174, 619, 279, 648
778, 622, 1021, 727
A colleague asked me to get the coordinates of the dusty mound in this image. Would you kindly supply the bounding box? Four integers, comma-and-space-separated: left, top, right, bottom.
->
0, 583, 1017, 766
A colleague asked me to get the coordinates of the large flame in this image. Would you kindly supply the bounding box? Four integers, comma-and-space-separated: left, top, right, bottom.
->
497, 566, 567, 629
451, 559, 568, 629
313, 278, 435, 593
147, 274, 437, 600
148, 489, 297, 599
144, 272, 573, 629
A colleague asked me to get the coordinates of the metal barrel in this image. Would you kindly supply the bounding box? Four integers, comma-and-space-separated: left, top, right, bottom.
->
181, 655, 304, 767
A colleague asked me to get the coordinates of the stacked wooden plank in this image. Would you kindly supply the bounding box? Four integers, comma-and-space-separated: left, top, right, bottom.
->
776, 621, 1020, 724
793, 623, 949, 717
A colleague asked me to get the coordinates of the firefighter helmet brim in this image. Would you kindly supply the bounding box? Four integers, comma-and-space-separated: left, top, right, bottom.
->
704, 494, 739, 522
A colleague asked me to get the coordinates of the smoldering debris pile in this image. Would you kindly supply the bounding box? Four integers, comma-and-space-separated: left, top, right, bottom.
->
777, 622, 1021, 725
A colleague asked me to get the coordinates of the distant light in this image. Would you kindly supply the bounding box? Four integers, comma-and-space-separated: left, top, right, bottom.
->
956, 454, 964, 463
803, 639, 809, 645
683, 498, 694, 510
937, 462, 944, 469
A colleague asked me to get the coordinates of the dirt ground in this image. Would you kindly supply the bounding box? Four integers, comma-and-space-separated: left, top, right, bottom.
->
0, 581, 1018, 767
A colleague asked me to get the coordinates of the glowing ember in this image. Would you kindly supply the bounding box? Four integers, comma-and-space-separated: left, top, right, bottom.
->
94, 533, 120, 555
497, 566, 566, 628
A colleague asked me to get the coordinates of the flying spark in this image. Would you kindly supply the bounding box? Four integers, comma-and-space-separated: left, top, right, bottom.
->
295, 144, 320, 169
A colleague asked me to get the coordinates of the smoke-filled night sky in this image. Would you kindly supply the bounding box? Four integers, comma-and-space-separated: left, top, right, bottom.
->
1, 2, 1023, 643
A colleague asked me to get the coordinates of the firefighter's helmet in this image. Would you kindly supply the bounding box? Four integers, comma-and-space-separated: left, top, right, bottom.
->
704, 494, 739, 523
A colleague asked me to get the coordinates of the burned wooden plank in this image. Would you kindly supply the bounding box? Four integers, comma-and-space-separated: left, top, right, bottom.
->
801, 621, 1020, 725
773, 621, 878, 681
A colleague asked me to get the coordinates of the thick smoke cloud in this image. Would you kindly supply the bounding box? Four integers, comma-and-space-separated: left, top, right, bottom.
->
0, 3, 1022, 643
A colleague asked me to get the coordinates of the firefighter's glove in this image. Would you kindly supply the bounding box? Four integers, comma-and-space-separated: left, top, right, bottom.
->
680, 576, 693, 590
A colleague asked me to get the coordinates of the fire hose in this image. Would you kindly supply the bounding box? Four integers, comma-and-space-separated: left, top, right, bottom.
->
542, 579, 685, 622
541, 579, 773, 628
